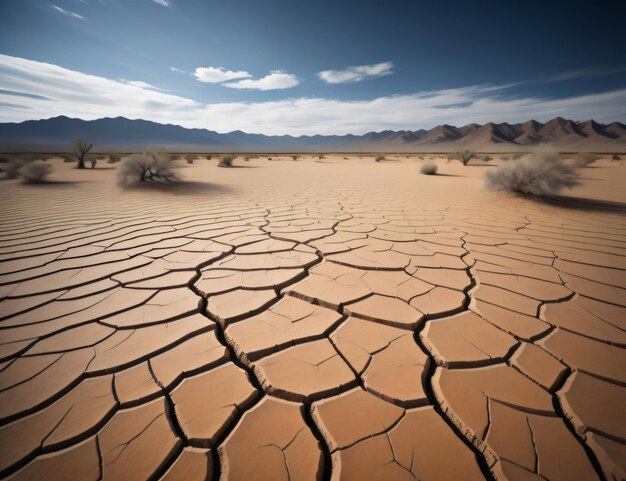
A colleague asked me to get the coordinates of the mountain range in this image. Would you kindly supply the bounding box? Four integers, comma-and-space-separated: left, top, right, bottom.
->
0, 116, 625, 153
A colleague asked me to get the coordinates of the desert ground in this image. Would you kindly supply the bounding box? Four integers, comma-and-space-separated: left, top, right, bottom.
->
0, 154, 625, 481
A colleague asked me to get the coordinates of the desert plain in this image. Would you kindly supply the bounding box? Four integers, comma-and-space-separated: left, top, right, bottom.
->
0, 153, 625, 481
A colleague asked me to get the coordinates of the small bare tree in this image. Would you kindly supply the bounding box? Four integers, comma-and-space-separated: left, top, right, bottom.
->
447, 150, 476, 166
71, 139, 93, 169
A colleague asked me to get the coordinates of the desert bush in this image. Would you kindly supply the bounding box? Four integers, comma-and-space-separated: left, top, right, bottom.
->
512, 153, 523, 160
575, 154, 600, 167
105, 151, 122, 164
206, 155, 212, 160
612, 155, 621, 161
244, 156, 250, 162
419, 156, 424, 160
90, 157, 97, 168
483, 155, 493, 162
291, 155, 299, 161
268, 156, 273, 160
218, 155, 234, 167
447, 150, 476, 166
18, 160, 52, 183
3, 159, 25, 178
420, 162, 438, 175
117, 147, 178, 186
485, 148, 580, 197
70, 139, 93, 169
185, 154, 195, 164
375, 155, 385, 162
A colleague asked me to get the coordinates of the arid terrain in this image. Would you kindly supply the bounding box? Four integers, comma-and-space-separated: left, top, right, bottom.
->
0, 154, 625, 481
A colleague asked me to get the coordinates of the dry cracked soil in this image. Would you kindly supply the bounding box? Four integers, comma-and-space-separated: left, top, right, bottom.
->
0, 154, 625, 481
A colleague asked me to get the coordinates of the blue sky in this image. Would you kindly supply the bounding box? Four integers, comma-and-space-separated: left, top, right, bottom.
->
0, 0, 625, 134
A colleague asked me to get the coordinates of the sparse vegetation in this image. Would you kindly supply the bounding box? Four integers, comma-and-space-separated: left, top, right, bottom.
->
291, 155, 299, 161
19, 160, 53, 183
218, 155, 235, 167
105, 151, 122, 164
612, 155, 621, 161
117, 147, 178, 186
483, 155, 493, 162
420, 162, 438, 175
206, 155, 212, 160
3, 158, 25, 178
575, 154, 600, 167
185, 154, 195, 164
447, 150, 476, 166
485, 148, 580, 197
90, 157, 97, 168
70, 139, 93, 169
375, 155, 385, 162
244, 156, 250, 162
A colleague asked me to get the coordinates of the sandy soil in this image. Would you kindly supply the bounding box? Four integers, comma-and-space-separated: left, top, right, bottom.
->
0, 154, 625, 481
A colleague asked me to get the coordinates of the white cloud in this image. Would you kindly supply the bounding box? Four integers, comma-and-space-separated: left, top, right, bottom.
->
0, 54, 625, 136
122, 80, 165, 91
152, 0, 171, 7
223, 71, 299, 90
546, 67, 626, 82
50, 5, 84, 19
170, 66, 187, 74
318, 62, 394, 84
194, 67, 251, 83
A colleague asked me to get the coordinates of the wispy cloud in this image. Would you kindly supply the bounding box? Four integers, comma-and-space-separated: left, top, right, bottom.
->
1, 54, 625, 135
546, 67, 626, 82
170, 66, 187, 74
152, 0, 171, 7
122, 80, 165, 91
318, 62, 394, 84
50, 5, 84, 19
194, 67, 251, 84
223, 71, 299, 90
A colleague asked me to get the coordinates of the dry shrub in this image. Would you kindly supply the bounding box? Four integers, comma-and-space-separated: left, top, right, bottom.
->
18, 160, 53, 183
291, 155, 299, 161
185, 154, 195, 164
483, 155, 493, 162
117, 148, 178, 186
575, 154, 599, 167
105, 151, 122, 164
420, 162, 438, 175
1, 157, 24, 178
611, 154, 620, 161
485, 148, 580, 197
218, 155, 234, 167
447, 150, 476, 166
375, 155, 385, 162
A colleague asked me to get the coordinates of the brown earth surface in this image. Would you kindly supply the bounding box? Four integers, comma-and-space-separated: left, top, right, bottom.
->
0, 154, 625, 481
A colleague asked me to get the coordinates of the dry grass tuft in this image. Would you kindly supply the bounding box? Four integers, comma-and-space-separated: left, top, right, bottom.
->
19, 160, 53, 183
420, 162, 438, 175
485, 148, 580, 197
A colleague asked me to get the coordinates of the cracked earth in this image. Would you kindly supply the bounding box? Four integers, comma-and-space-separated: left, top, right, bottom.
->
0, 155, 625, 481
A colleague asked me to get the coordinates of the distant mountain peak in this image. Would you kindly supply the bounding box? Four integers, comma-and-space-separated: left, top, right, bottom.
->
0, 116, 624, 153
